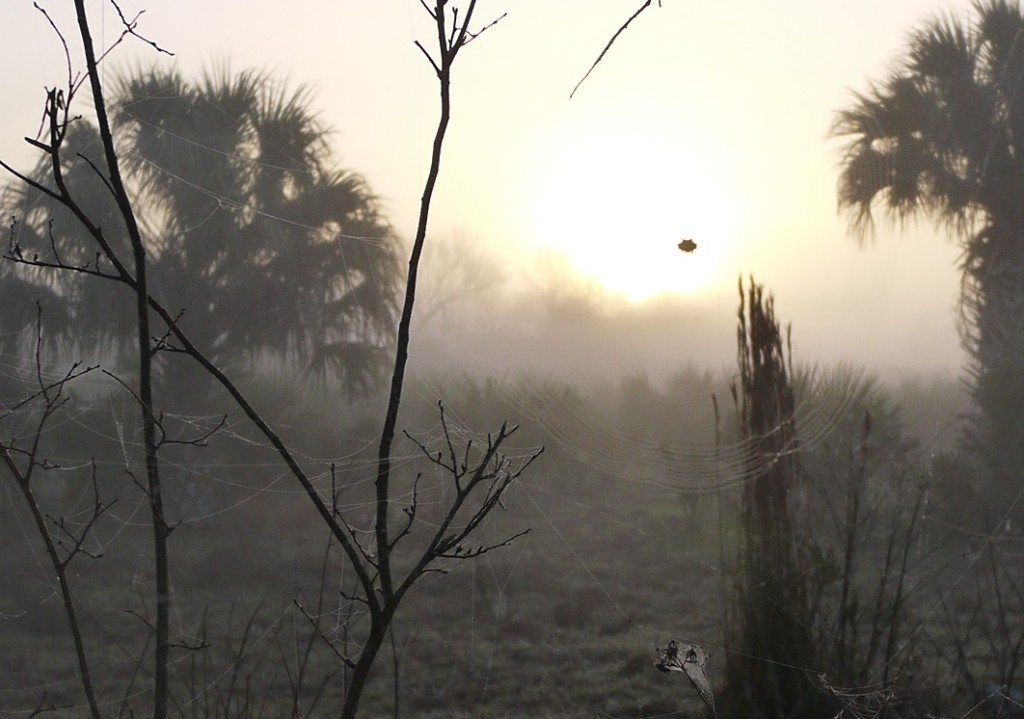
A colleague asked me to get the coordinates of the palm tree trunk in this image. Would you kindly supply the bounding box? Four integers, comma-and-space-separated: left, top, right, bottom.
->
964, 223, 1024, 507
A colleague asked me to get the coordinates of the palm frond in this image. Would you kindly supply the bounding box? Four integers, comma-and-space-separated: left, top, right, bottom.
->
1, 65, 403, 399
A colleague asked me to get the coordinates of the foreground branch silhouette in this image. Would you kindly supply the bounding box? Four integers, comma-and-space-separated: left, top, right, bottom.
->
0, 3, 178, 714
0, 311, 105, 719
570, 0, 661, 98
1, 2, 540, 717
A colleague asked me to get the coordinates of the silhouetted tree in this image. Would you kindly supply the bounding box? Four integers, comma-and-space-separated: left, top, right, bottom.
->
723, 279, 822, 718
2, 67, 401, 398
833, 0, 1024, 505
2, 4, 533, 718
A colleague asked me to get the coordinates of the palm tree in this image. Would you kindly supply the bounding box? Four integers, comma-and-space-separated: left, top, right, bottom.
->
833, 0, 1024, 500
2, 67, 401, 398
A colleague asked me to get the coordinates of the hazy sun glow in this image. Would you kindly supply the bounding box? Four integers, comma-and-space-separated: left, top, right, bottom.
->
529, 123, 740, 302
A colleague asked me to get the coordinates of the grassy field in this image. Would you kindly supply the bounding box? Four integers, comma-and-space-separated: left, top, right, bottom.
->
0, 462, 723, 717
0, 370, 1011, 718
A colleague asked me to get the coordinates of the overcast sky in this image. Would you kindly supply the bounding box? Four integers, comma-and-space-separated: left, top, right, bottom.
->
0, 0, 982, 379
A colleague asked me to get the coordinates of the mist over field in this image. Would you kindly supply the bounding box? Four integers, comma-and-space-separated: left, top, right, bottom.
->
409, 235, 966, 386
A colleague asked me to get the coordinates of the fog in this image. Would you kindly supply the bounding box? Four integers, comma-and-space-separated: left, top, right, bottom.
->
409, 231, 965, 386
0, 0, 975, 389
2, 2, 1017, 718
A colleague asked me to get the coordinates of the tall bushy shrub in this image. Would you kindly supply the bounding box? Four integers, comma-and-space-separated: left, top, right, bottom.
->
722, 279, 822, 717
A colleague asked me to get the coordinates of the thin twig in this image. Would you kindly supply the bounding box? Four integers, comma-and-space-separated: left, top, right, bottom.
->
570, 0, 659, 99
294, 601, 357, 669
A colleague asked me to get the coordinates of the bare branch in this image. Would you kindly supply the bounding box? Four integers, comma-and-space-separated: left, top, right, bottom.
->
0, 157, 62, 202
3, 363, 96, 416
160, 414, 227, 448
1, 253, 121, 281
1, 330, 103, 719
394, 407, 541, 602
418, 0, 437, 20
151, 310, 186, 354
76, 151, 119, 203
388, 472, 422, 551
570, 0, 659, 99
100, 369, 148, 411
462, 11, 506, 45
32, 3, 75, 99
414, 40, 442, 77
27, 693, 73, 718
447, 6, 460, 48
47, 465, 114, 568
294, 601, 357, 669
108, 0, 174, 56
434, 528, 531, 560
3, 217, 121, 281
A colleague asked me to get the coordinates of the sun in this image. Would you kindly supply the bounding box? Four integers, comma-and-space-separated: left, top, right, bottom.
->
527, 122, 739, 301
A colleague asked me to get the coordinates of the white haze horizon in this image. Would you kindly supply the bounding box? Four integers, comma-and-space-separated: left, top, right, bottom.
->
0, 0, 974, 387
